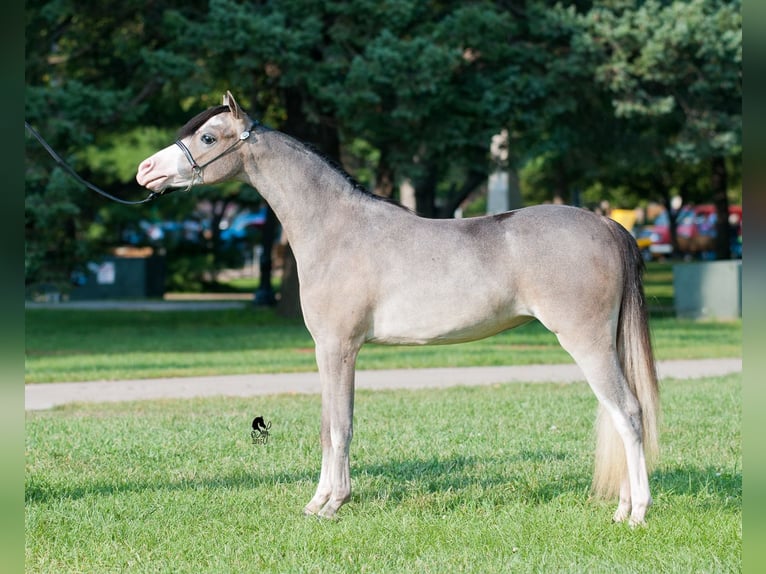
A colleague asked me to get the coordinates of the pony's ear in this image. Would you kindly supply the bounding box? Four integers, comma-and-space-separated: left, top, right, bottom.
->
223, 90, 243, 119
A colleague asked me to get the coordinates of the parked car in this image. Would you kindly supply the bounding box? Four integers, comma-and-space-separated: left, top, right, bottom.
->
638, 210, 673, 260
219, 208, 267, 243
608, 208, 653, 253
639, 204, 742, 260
636, 226, 668, 260
676, 204, 742, 258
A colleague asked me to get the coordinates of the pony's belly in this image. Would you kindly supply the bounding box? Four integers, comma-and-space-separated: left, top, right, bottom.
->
366, 305, 533, 346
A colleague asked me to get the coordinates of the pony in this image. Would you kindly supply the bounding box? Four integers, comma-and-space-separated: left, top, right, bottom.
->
136, 92, 659, 525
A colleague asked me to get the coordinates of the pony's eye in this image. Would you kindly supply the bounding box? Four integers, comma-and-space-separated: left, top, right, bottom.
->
201, 133, 216, 145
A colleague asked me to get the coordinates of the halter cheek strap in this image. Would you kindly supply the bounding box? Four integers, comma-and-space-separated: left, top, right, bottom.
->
174, 121, 258, 190
175, 139, 203, 184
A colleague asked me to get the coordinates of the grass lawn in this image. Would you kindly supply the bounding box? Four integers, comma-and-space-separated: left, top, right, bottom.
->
25, 262, 742, 571
26, 375, 741, 573
24, 309, 741, 383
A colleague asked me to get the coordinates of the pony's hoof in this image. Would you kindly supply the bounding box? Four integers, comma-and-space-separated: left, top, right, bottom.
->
317, 506, 339, 520
303, 500, 325, 517
612, 506, 630, 523
317, 498, 347, 520
627, 498, 651, 527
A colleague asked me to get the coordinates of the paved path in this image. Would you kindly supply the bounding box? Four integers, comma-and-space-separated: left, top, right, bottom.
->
25, 358, 741, 411
25, 300, 249, 312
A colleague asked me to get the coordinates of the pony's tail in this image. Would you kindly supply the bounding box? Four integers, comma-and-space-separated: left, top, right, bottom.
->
592, 221, 660, 499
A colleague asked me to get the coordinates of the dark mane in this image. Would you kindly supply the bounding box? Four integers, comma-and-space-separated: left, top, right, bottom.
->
177, 105, 230, 139
296, 139, 410, 211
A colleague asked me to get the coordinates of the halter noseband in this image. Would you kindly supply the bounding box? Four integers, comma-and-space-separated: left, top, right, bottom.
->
175, 120, 258, 191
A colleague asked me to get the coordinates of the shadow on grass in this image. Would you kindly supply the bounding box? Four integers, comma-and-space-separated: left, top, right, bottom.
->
25, 465, 317, 505
26, 454, 741, 516
652, 465, 741, 508
27, 452, 578, 506
354, 451, 590, 508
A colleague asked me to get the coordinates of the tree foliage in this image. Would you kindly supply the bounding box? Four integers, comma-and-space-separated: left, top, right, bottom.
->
587, 0, 741, 161
584, 0, 741, 256
25, 0, 743, 292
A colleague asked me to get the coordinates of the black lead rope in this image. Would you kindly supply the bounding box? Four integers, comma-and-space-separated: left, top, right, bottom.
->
24, 121, 163, 205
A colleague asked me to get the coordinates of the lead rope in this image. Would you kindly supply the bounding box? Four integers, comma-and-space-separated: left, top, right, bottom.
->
25, 121, 163, 205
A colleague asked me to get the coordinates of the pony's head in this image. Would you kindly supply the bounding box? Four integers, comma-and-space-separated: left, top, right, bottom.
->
136, 91, 255, 192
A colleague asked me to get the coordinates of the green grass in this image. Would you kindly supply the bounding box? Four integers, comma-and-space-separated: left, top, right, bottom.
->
24, 307, 741, 383
26, 374, 741, 573
643, 262, 675, 311
24, 263, 742, 570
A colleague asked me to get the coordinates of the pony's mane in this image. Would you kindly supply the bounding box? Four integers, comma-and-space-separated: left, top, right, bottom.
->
277, 132, 409, 210
177, 105, 230, 139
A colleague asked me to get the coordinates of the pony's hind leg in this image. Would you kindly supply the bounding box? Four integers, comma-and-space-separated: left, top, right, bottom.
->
557, 333, 652, 526
613, 475, 632, 523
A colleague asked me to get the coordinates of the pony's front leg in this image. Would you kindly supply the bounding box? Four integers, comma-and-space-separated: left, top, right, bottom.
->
303, 339, 358, 519
302, 400, 332, 516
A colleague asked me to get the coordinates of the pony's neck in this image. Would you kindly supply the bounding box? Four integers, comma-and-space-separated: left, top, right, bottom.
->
238, 129, 363, 249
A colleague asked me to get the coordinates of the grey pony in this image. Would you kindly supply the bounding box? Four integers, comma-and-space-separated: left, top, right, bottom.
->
136, 92, 659, 526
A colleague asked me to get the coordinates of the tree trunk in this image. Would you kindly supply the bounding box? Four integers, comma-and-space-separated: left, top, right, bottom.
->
441, 169, 487, 218
414, 167, 438, 218
276, 243, 302, 318
283, 88, 341, 162
254, 205, 278, 306
374, 153, 394, 198
711, 155, 731, 260
210, 198, 231, 269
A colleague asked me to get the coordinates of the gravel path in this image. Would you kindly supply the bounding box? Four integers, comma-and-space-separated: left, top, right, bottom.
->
25, 358, 742, 411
